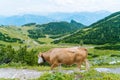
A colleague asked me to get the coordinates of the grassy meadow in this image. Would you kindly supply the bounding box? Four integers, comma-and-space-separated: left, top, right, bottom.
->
0, 2, 120, 80
0, 27, 120, 80
0, 37, 120, 80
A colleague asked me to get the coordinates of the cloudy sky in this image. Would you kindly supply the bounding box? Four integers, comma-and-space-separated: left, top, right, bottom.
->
0, 0, 120, 16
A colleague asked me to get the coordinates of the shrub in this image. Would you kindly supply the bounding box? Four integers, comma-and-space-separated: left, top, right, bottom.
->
94, 45, 120, 50
0, 45, 38, 66
110, 54, 120, 57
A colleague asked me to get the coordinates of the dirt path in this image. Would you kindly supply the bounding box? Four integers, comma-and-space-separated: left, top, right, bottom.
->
0, 68, 78, 80
0, 68, 120, 80
0, 68, 42, 80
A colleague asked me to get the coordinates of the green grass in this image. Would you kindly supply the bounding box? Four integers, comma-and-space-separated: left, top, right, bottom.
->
0, 44, 120, 69
0, 26, 40, 48
0, 43, 120, 80
87, 48, 120, 66
0, 26, 27, 39
36, 69, 120, 80
79, 69, 120, 80
38, 38, 54, 44
36, 72, 74, 80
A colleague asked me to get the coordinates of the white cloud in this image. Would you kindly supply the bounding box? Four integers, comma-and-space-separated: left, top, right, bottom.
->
51, 0, 120, 12
0, 0, 120, 16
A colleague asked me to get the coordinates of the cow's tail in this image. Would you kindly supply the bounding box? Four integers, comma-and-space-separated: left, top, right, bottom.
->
84, 59, 90, 71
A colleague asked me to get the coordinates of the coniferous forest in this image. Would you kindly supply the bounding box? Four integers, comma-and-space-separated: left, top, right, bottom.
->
53, 11, 120, 45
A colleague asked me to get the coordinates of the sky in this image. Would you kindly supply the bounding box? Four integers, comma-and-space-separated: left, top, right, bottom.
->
0, 0, 120, 16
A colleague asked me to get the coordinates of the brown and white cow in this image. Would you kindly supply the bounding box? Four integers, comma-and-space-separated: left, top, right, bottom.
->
38, 47, 89, 71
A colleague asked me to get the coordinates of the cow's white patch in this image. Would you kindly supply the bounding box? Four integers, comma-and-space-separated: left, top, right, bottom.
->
38, 56, 44, 64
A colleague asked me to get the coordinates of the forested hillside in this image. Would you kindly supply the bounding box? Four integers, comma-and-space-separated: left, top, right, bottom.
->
0, 26, 24, 44
1, 11, 120, 45
54, 11, 120, 45
0, 32, 23, 43
27, 20, 85, 39
0, 25, 38, 46
0, 20, 85, 46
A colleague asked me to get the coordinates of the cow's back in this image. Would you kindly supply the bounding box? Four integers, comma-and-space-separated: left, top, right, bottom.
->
49, 47, 87, 65
49, 48, 74, 65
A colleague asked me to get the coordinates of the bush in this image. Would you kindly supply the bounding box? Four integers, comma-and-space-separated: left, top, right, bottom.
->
110, 54, 120, 57
0, 45, 15, 64
0, 45, 38, 66
94, 45, 120, 50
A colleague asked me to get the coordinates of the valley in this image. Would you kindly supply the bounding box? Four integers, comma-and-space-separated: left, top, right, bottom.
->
0, 11, 120, 80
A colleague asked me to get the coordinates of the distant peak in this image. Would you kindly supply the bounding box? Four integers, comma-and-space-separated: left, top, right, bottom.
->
70, 19, 78, 23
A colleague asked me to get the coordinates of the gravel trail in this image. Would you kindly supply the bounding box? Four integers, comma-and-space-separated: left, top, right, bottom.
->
0, 68, 120, 80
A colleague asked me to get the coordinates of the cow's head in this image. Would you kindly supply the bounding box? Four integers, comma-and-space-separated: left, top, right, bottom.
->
38, 53, 44, 64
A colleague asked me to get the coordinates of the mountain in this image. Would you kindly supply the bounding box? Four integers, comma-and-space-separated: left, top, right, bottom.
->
47, 11, 111, 25
0, 11, 111, 26
0, 19, 84, 46
53, 11, 120, 45
27, 20, 85, 39
0, 15, 54, 26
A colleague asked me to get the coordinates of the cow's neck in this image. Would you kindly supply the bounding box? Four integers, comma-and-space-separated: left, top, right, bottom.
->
42, 53, 50, 63
41, 54, 46, 62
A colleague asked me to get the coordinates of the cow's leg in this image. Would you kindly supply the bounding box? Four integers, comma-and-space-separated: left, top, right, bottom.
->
51, 63, 59, 72
58, 64, 62, 72
84, 59, 90, 71
75, 62, 81, 72
76, 62, 82, 72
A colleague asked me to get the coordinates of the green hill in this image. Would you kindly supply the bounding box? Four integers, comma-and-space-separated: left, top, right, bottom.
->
0, 26, 23, 44
0, 25, 39, 47
0, 20, 84, 46
54, 11, 120, 45
27, 20, 85, 39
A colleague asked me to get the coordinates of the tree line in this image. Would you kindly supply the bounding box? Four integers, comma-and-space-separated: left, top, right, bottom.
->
27, 21, 84, 39
54, 12, 120, 45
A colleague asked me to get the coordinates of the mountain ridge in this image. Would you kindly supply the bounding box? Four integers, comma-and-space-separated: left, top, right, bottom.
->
53, 11, 120, 45
0, 11, 111, 26
27, 20, 85, 39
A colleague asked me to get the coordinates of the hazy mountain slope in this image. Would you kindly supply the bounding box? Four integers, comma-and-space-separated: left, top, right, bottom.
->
47, 11, 111, 25
0, 15, 54, 26
54, 11, 120, 45
0, 11, 111, 26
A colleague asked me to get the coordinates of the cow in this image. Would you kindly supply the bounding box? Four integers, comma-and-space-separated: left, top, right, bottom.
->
38, 47, 89, 71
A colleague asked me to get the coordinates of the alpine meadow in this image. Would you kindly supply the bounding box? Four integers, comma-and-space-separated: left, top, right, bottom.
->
0, 0, 120, 80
